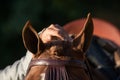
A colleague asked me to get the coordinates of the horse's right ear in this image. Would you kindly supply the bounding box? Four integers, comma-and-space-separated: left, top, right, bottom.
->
22, 21, 43, 54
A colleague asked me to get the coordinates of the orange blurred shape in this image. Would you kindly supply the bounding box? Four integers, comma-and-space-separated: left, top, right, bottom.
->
64, 18, 120, 46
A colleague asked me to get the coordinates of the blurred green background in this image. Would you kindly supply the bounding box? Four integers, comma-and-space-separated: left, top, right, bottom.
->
0, 0, 120, 69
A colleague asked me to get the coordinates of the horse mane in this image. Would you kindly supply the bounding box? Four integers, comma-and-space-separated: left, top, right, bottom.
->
27, 58, 88, 80
45, 65, 85, 80
45, 66, 69, 80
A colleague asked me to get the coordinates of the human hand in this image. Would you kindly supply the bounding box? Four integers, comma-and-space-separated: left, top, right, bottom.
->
39, 24, 72, 43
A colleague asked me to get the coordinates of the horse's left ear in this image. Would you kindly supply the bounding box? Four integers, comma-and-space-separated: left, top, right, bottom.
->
22, 21, 43, 54
73, 13, 93, 53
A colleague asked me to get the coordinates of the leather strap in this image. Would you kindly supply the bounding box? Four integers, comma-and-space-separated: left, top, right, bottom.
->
27, 59, 87, 73
29, 59, 86, 67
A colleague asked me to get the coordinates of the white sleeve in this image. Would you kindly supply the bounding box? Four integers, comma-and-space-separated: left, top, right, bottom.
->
0, 51, 32, 80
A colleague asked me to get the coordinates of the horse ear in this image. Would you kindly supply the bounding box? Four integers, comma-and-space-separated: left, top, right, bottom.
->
22, 21, 42, 54
73, 13, 93, 53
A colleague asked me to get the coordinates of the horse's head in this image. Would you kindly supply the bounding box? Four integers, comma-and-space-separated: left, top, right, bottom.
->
23, 14, 93, 80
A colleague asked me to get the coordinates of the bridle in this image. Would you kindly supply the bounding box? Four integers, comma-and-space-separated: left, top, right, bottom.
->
27, 58, 87, 70
26, 41, 93, 80
26, 58, 93, 80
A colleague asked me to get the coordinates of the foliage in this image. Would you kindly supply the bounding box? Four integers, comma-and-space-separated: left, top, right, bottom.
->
0, 0, 120, 68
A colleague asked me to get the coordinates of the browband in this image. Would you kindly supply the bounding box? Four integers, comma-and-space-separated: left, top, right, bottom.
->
27, 59, 86, 72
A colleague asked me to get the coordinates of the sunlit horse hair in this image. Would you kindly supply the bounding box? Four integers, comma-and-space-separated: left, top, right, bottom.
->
23, 13, 93, 80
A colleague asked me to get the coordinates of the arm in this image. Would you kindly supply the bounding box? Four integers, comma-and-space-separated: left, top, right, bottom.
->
0, 51, 33, 80
0, 24, 70, 80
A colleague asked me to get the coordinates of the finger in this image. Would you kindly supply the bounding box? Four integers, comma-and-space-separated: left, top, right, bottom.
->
57, 29, 73, 42
47, 25, 72, 41
48, 24, 63, 31
44, 26, 64, 40
48, 24, 68, 36
49, 29, 72, 42
41, 24, 72, 42
46, 29, 65, 40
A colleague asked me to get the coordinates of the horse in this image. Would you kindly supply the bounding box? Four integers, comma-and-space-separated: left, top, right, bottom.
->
63, 16, 120, 80
23, 13, 93, 80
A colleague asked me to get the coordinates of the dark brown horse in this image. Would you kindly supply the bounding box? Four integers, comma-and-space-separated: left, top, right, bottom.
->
23, 14, 93, 80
